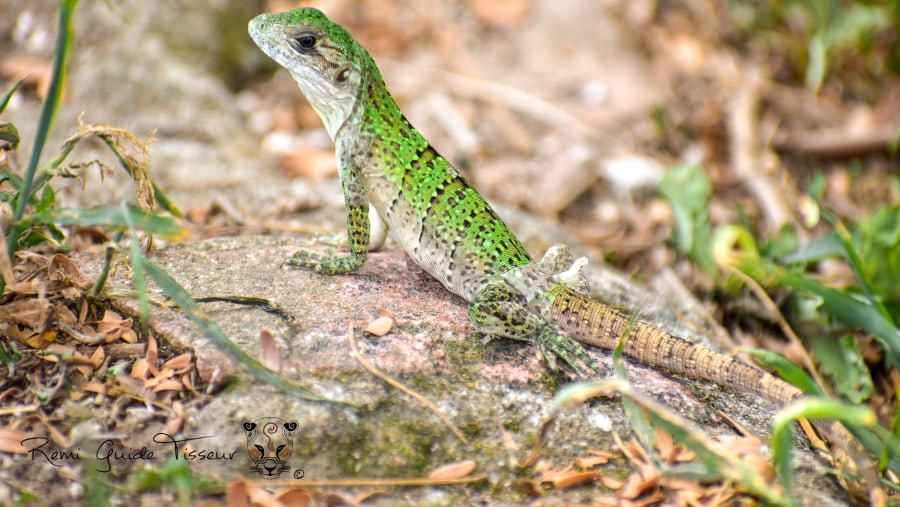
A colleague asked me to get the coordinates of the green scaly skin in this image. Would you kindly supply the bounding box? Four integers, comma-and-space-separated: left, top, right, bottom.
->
248, 8, 876, 487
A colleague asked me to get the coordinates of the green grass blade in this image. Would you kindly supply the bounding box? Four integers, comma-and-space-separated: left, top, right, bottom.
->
772, 398, 876, 502
0, 79, 24, 115
10, 0, 78, 224
121, 202, 150, 324
26, 205, 185, 239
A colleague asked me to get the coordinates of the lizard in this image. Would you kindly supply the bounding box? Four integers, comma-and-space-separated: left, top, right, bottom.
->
247, 7, 880, 496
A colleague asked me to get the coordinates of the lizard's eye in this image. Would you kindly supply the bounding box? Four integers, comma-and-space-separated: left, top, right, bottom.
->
294, 34, 317, 49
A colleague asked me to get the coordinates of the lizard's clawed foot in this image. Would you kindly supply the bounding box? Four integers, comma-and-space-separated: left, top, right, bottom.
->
284, 248, 363, 274
535, 325, 604, 379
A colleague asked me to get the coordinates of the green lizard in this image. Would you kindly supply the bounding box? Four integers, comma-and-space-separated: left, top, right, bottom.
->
247, 7, 879, 494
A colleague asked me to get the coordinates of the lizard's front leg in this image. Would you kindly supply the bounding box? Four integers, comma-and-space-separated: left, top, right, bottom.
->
287, 161, 370, 274
468, 278, 603, 378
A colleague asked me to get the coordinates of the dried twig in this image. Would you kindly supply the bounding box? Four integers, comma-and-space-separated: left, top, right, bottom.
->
773, 124, 899, 159
729, 67, 792, 231
346, 323, 469, 443
726, 266, 829, 393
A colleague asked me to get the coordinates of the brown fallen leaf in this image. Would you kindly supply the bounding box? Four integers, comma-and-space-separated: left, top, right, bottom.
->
552, 470, 602, 489
162, 352, 193, 374
258, 329, 280, 372
95, 310, 138, 344
151, 378, 184, 393
0, 427, 31, 454
428, 459, 477, 480
130, 357, 150, 381
1, 298, 52, 328
617, 464, 660, 500
226, 477, 249, 507
575, 453, 611, 469
89, 346, 105, 368
275, 488, 313, 506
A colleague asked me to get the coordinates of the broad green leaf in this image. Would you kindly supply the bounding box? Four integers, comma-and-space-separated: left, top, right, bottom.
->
0, 123, 19, 149
777, 270, 900, 369
805, 35, 827, 92
811, 335, 873, 403
772, 398, 876, 502
659, 163, 716, 276
780, 232, 843, 264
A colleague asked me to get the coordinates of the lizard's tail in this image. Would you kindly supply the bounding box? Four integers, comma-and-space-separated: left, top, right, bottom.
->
550, 290, 884, 503
549, 290, 804, 406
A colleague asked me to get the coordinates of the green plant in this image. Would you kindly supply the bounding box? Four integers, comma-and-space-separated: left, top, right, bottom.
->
660, 163, 900, 496
726, 0, 900, 91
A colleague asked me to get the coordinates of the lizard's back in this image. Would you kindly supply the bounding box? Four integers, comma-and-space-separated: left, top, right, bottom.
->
346, 76, 533, 300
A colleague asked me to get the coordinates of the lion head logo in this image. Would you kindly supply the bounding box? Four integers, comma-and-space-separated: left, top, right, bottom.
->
241, 417, 299, 478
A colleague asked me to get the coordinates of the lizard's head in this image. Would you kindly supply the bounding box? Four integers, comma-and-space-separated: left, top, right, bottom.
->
249, 8, 374, 139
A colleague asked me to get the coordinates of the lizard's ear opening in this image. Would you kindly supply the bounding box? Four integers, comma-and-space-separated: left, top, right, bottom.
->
335, 64, 353, 83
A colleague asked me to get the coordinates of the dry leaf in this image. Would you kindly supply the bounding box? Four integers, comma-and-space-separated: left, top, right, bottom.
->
145, 336, 158, 368
226, 477, 249, 507
1, 298, 51, 328
575, 454, 610, 469
89, 346, 106, 368
0, 428, 31, 454
710, 434, 762, 456
247, 484, 285, 507
22, 329, 57, 348
165, 401, 185, 435
599, 475, 624, 489
181, 374, 197, 393
275, 488, 313, 507
162, 353, 193, 374
81, 380, 107, 394
532, 460, 553, 474
364, 316, 393, 336
151, 378, 185, 392
258, 329, 280, 372
428, 459, 477, 480
96, 310, 138, 343
552, 470, 601, 489
144, 369, 174, 389
131, 358, 150, 380
742, 453, 776, 481
512, 478, 543, 497
617, 465, 660, 500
